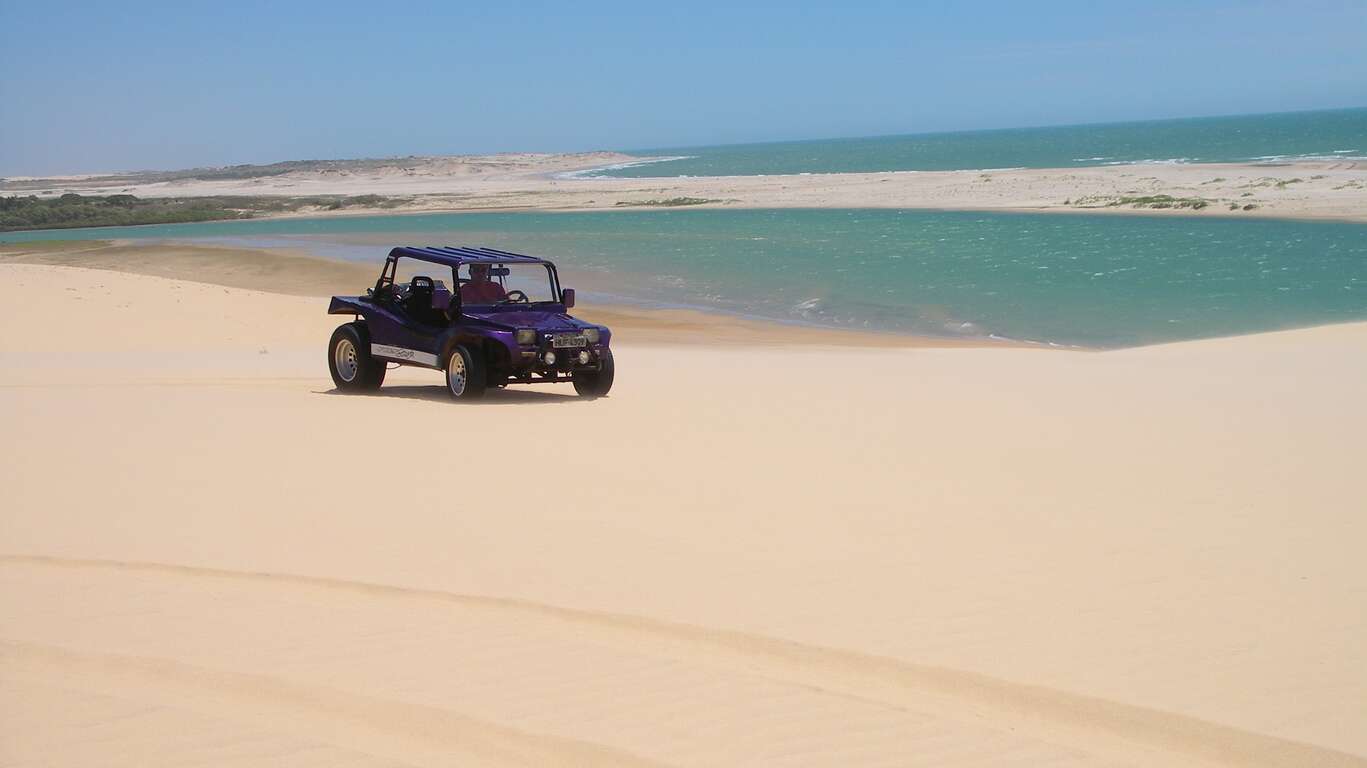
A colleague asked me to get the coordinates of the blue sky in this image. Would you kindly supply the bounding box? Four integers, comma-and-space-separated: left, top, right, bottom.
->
2, 0, 1364, 175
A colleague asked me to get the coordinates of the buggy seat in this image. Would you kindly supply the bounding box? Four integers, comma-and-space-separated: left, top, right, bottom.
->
401, 276, 452, 326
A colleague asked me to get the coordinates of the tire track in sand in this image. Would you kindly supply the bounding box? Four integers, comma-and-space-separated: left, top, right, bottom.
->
3, 554, 1362, 768
0, 640, 664, 768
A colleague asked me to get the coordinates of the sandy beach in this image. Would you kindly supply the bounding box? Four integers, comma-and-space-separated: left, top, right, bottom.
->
4, 1, 1362, 764
2, 247, 1365, 767
5, 152, 1365, 223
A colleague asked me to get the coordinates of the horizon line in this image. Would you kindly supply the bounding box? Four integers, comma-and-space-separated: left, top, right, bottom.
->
3, 103, 1364, 180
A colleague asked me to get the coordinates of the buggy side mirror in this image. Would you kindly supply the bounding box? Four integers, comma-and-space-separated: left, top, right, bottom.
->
561, 288, 576, 308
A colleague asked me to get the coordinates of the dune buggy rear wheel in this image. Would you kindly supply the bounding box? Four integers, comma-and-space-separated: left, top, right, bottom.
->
446, 344, 486, 400
328, 322, 385, 391
573, 348, 615, 398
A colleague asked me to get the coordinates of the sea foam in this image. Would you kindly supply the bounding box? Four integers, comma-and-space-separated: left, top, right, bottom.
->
556, 156, 695, 179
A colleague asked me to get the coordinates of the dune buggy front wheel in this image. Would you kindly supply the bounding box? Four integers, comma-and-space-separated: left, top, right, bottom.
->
446, 344, 486, 400
328, 323, 385, 391
573, 348, 615, 397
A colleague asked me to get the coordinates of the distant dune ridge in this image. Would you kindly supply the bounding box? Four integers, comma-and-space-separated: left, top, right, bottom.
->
1, 243, 1366, 766
3, 151, 1364, 224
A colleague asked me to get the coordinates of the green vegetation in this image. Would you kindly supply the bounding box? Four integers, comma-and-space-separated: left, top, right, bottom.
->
0, 193, 408, 232
1241, 176, 1308, 190
1075, 194, 1211, 211
1113, 195, 1209, 210
0, 193, 246, 231
614, 197, 722, 207
0, 157, 431, 192
320, 194, 407, 211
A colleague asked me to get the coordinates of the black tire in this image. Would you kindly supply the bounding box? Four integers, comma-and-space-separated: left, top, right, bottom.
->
573, 348, 615, 397
445, 344, 487, 400
328, 322, 386, 392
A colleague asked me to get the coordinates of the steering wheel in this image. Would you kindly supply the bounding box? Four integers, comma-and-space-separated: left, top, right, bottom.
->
500, 290, 530, 304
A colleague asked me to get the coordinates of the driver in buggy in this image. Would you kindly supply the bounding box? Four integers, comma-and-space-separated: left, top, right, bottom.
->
461, 263, 507, 304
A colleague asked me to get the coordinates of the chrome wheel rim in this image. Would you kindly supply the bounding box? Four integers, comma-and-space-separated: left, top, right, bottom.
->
447, 352, 466, 395
334, 338, 359, 382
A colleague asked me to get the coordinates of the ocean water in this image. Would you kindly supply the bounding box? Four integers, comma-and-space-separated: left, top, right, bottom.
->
588, 108, 1367, 178
6, 209, 1365, 348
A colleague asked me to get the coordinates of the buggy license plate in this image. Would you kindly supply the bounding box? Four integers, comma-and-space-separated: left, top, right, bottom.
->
552, 334, 587, 348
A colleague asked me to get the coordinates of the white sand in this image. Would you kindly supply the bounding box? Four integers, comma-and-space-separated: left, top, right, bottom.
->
2, 262, 1365, 767
6, 153, 1365, 222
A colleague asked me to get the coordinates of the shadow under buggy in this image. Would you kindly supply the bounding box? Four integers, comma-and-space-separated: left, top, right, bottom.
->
327, 246, 614, 400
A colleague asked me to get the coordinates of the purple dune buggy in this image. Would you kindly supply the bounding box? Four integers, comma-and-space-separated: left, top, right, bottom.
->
327, 246, 614, 400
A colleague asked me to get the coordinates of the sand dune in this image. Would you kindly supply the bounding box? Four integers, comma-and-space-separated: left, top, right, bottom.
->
6, 152, 1365, 223
2, 261, 1365, 766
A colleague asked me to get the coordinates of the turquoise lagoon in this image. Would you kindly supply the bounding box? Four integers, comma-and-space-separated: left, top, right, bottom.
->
6, 208, 1366, 348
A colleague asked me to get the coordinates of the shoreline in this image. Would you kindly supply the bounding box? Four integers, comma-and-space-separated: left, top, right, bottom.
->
5, 238, 1364, 352
0, 240, 1004, 349
244, 196, 1367, 226
0, 203, 1349, 238
6, 193, 1367, 242
4, 153, 1364, 225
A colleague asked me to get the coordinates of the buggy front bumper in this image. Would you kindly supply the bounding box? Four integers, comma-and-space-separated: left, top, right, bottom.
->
516, 344, 607, 375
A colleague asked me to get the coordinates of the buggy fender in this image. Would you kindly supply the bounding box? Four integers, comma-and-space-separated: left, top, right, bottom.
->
437, 329, 515, 370
328, 296, 371, 316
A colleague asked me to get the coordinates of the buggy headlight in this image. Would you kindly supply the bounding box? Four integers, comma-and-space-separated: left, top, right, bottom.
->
583, 328, 600, 344
515, 328, 536, 345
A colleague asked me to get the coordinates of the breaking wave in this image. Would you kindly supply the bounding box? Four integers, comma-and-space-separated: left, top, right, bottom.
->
556, 156, 694, 179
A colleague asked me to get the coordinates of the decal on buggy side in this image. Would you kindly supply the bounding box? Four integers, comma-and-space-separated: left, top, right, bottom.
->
371, 344, 438, 367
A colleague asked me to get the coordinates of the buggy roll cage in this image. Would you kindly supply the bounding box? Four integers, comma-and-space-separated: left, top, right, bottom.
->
373, 246, 565, 303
